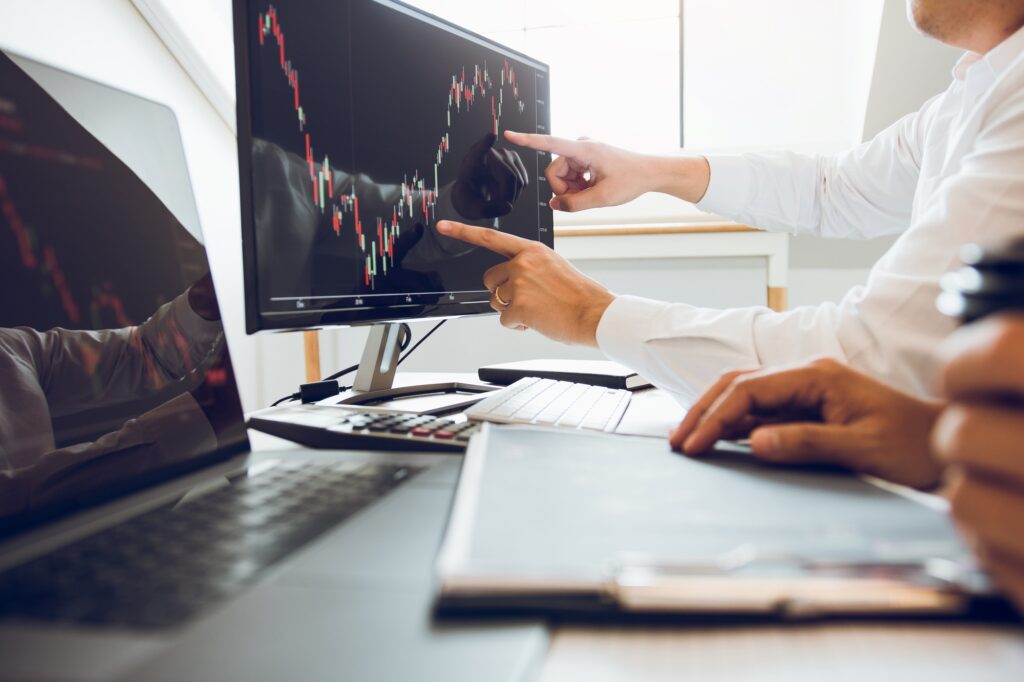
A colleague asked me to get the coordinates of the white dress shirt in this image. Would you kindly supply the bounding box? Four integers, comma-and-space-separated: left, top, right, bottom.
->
596, 26, 1024, 404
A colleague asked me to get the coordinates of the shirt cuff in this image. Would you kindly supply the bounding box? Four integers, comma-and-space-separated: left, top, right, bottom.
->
695, 154, 756, 219
169, 291, 224, 344
595, 295, 674, 368
135, 392, 219, 459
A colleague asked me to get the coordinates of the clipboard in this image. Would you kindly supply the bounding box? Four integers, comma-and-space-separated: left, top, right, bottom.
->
435, 425, 1002, 620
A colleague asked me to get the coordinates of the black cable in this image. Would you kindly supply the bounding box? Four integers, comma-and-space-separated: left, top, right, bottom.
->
268, 321, 445, 406
320, 363, 358, 384
397, 320, 446, 367
271, 392, 300, 406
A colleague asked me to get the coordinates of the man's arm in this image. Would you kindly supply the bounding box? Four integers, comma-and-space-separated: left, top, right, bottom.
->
25, 286, 223, 417
505, 86, 937, 239
0, 392, 217, 519
693, 95, 933, 238
440, 72, 1024, 401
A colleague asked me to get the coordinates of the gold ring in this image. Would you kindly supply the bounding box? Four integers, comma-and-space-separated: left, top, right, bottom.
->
494, 286, 511, 307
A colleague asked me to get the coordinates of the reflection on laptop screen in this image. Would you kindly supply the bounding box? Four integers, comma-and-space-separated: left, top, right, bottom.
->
0, 52, 248, 532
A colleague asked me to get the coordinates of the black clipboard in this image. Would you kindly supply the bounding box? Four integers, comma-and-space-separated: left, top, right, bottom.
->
435, 425, 1009, 621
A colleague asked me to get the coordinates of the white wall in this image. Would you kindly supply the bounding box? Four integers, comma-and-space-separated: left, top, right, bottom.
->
0, 0, 260, 412
786, 0, 962, 293
863, 0, 962, 139
685, 0, 884, 155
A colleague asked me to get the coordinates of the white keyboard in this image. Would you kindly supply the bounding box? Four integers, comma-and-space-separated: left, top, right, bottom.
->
466, 377, 631, 432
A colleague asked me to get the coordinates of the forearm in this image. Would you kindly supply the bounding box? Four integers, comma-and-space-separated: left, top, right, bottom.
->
634, 150, 828, 233
39, 294, 222, 415
596, 296, 851, 404
642, 154, 712, 205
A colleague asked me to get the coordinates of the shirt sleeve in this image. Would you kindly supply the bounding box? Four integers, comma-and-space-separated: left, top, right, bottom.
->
29, 292, 224, 416
599, 77, 1024, 405
696, 93, 939, 239
596, 295, 847, 405
0, 392, 216, 519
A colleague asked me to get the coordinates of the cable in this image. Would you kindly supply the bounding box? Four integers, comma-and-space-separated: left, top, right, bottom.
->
397, 320, 446, 367
271, 392, 300, 406
268, 321, 446, 406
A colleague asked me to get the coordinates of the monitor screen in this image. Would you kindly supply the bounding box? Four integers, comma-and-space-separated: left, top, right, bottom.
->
0, 52, 249, 534
234, 0, 553, 332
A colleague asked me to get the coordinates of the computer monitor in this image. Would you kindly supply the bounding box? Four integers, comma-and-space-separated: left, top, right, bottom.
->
233, 0, 552, 398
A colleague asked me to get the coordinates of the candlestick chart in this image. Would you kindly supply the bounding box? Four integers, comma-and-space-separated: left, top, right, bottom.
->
252, 2, 545, 296
0, 174, 83, 326
0, 149, 137, 330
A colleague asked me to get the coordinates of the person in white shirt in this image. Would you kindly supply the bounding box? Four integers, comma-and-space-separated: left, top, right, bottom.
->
436, 0, 1024, 403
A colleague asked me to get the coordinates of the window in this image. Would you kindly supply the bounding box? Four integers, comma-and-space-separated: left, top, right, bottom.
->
411, 0, 884, 226
408, 0, 683, 225
684, 0, 883, 155
140, 0, 885, 226
408, 0, 682, 154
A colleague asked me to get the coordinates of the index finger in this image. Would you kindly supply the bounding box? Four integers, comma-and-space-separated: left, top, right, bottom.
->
436, 220, 531, 258
504, 130, 586, 157
669, 369, 758, 452
682, 366, 826, 454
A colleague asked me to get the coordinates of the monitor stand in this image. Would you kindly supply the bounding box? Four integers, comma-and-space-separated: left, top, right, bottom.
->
334, 323, 495, 413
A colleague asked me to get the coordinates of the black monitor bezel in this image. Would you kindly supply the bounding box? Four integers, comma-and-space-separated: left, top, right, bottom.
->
233, 0, 553, 334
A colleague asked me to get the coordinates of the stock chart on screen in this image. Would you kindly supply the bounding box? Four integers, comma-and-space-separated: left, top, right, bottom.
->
240, 0, 552, 328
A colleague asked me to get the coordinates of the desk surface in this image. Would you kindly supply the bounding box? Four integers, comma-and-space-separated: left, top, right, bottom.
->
253, 375, 1024, 681
538, 622, 1024, 681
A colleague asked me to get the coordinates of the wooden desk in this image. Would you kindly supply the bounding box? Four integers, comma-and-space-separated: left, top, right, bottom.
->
555, 222, 790, 312
538, 622, 1024, 681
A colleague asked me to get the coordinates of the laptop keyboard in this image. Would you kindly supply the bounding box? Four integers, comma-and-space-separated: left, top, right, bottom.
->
0, 459, 422, 630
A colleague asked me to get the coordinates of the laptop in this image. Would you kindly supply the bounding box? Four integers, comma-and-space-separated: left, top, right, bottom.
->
0, 52, 544, 682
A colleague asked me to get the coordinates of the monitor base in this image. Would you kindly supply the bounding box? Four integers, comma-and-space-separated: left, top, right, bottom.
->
336, 381, 495, 416
346, 323, 496, 415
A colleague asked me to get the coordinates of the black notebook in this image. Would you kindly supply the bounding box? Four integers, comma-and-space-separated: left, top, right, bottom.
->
478, 359, 652, 391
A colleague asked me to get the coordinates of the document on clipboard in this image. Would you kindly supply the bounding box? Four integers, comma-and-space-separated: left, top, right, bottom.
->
435, 425, 999, 619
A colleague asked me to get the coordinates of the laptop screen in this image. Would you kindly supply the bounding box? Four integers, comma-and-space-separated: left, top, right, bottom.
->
0, 52, 249, 534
